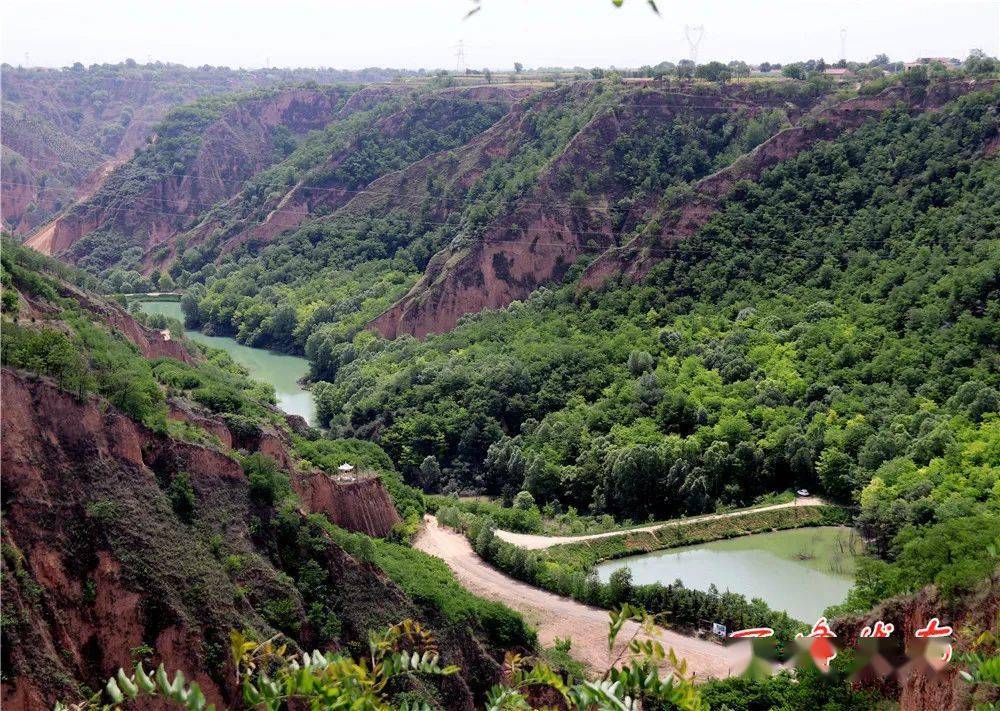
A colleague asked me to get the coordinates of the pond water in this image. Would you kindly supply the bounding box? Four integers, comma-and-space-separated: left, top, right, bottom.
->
595, 526, 859, 623
137, 300, 315, 424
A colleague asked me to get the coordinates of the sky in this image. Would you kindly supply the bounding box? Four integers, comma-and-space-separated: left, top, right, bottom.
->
3, 0, 998, 71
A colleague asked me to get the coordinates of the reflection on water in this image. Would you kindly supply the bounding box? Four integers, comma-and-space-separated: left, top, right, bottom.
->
137, 300, 315, 424
595, 526, 859, 622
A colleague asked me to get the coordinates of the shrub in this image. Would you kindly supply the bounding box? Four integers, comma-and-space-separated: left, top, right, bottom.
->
192, 384, 243, 414
244, 454, 291, 506
167, 472, 196, 523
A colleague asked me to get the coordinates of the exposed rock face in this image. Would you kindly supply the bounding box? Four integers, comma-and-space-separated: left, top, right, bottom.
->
50, 280, 195, 364
367, 84, 811, 340
162, 85, 530, 269
2, 66, 395, 235
167, 399, 234, 447
834, 577, 1000, 711
25, 87, 349, 258
0, 368, 243, 708
367, 79, 996, 340
0, 368, 501, 709
579, 78, 997, 287
168, 398, 401, 538
294, 473, 402, 538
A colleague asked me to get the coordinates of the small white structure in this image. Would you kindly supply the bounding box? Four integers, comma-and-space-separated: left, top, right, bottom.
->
338, 462, 355, 474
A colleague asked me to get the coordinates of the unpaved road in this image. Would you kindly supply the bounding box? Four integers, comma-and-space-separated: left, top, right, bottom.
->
414, 516, 748, 679
496, 497, 826, 549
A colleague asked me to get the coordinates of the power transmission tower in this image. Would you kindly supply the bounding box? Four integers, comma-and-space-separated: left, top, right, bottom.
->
454, 39, 466, 73
684, 25, 705, 63
840, 27, 848, 62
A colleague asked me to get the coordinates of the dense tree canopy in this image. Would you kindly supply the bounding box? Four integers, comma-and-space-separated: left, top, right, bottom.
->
313, 89, 999, 603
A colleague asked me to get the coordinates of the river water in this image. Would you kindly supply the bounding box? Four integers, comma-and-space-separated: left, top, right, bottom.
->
595, 526, 859, 623
137, 300, 315, 424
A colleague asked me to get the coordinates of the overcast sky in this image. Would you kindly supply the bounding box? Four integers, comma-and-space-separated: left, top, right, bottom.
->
3, 0, 998, 70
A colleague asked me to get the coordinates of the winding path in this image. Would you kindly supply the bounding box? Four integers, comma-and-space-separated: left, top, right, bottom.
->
414, 515, 748, 679
495, 497, 826, 550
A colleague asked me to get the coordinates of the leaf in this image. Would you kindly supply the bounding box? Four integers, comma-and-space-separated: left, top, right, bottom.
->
155, 663, 171, 694
105, 677, 124, 704
117, 668, 139, 699
135, 663, 156, 693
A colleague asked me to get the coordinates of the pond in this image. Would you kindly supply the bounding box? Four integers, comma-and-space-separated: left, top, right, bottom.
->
137, 299, 316, 424
595, 526, 859, 623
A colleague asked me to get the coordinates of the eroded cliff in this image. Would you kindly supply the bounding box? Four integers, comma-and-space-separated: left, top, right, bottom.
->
0, 368, 498, 709
25, 87, 350, 258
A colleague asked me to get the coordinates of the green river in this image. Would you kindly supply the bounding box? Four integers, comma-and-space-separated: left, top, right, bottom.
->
137, 300, 316, 424
595, 526, 859, 623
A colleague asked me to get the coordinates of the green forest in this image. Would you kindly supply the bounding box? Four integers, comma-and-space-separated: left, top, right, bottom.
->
312, 87, 1000, 609
116, 82, 1000, 619
5, 57, 999, 707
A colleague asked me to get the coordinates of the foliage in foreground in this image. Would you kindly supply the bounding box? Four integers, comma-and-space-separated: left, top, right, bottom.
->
61, 608, 706, 711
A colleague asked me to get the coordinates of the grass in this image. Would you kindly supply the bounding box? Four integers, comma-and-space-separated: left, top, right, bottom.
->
430, 490, 807, 537
372, 540, 535, 649
541, 505, 851, 572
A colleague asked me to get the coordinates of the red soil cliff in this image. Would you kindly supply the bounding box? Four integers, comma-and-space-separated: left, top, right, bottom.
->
369, 79, 994, 340
834, 577, 1000, 711
25, 88, 348, 258
0, 368, 498, 708
580, 78, 997, 287
294, 472, 402, 538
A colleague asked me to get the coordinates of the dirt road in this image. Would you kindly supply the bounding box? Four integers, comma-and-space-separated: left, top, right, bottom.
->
414, 515, 748, 679
496, 497, 826, 549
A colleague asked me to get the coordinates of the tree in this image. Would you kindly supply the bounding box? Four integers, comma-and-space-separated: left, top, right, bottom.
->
514, 61, 523, 73
782, 63, 806, 80
965, 49, 999, 75
167, 472, 196, 523
636, 372, 664, 409
157, 271, 175, 291
312, 381, 341, 429
695, 61, 731, 83
817, 449, 855, 502
728, 60, 751, 81
627, 349, 654, 375
474, 519, 497, 558
419, 455, 442, 492
179, 285, 204, 327
483, 67, 493, 84
512, 490, 535, 510
605, 568, 634, 606
267, 304, 297, 346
